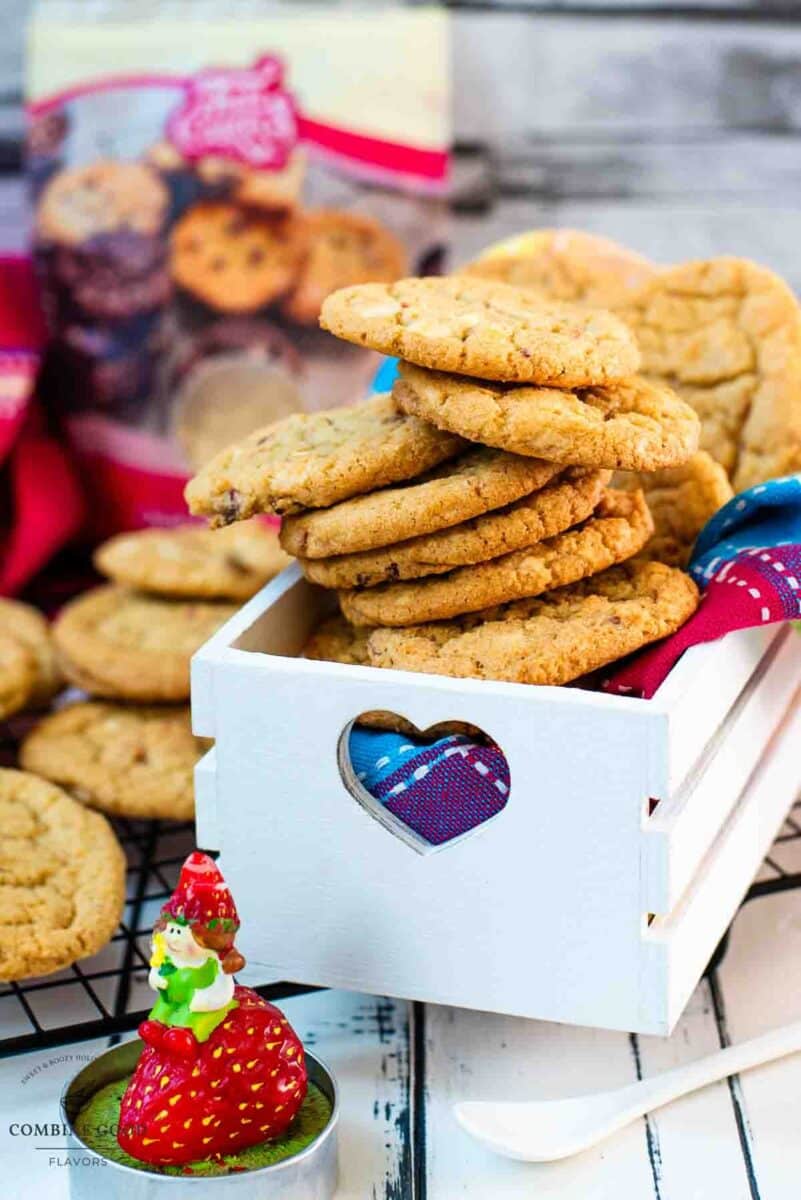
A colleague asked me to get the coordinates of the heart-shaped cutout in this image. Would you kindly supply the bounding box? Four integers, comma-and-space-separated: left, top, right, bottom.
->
338, 714, 511, 855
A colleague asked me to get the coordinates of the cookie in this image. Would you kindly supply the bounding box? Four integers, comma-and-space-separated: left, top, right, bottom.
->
302, 612, 372, 666
194, 149, 306, 212
144, 139, 187, 174
170, 202, 306, 313
185, 392, 465, 524
367, 560, 699, 686
94, 520, 291, 600
394, 363, 700, 471
301, 468, 609, 589
280, 447, 561, 559
339, 488, 653, 626
232, 150, 306, 212
0, 768, 126, 980
0, 598, 61, 718
53, 586, 237, 702
301, 615, 479, 737
37, 161, 168, 246
613, 450, 733, 567
282, 209, 407, 326
21, 703, 208, 821
0, 635, 37, 722
462, 229, 657, 308
51, 319, 160, 412
320, 275, 640, 386
53, 230, 171, 321
621, 257, 801, 489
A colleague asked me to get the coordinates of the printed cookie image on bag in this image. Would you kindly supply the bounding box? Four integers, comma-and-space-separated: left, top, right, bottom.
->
26, 3, 450, 533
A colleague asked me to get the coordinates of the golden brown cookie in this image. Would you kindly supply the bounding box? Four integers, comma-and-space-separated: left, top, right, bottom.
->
614, 451, 733, 567
367, 560, 699, 686
300, 468, 609, 589
300, 615, 479, 737
394, 362, 700, 471
280, 447, 560, 559
185, 392, 465, 524
339, 488, 653, 626
0, 768, 126, 980
462, 229, 657, 307
622, 257, 801, 489
0, 599, 61, 718
215, 150, 306, 213
320, 275, 640, 387
0, 635, 37, 722
36, 161, 168, 245
53, 586, 236, 702
282, 209, 407, 326
302, 612, 371, 666
146, 144, 306, 212
170, 202, 306, 313
21, 703, 209, 821
94, 520, 291, 600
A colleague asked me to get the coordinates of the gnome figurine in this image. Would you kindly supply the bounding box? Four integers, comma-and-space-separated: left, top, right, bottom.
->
118, 852, 308, 1166
139, 851, 245, 1058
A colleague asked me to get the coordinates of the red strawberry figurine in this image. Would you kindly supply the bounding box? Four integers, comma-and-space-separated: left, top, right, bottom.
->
118, 853, 307, 1166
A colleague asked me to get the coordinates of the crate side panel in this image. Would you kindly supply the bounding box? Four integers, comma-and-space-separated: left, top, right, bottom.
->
643, 630, 801, 914
209, 652, 659, 1031
663, 626, 782, 796
643, 693, 801, 1035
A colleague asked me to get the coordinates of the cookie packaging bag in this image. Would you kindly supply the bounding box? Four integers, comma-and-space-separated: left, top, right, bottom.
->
26, 0, 450, 534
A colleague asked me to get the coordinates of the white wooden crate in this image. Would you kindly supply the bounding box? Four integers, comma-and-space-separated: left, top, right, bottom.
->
191, 565, 801, 1036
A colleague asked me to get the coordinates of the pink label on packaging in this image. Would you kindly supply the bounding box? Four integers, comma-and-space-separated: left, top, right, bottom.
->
167, 55, 298, 170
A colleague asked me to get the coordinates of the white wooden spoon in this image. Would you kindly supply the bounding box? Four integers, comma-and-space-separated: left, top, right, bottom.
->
454, 1019, 801, 1162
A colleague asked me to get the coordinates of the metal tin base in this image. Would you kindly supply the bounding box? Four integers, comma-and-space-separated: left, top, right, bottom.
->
62, 1039, 338, 1199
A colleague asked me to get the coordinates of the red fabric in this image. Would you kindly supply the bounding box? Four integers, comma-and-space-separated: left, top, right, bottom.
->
0, 258, 85, 596
1, 417, 85, 596
70, 447, 189, 538
604, 546, 801, 699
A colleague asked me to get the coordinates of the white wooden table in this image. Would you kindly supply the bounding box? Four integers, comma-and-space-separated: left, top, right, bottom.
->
1, 798, 800, 1200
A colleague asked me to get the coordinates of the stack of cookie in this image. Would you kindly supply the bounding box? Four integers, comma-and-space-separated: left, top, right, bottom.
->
186, 276, 703, 688
21, 521, 289, 821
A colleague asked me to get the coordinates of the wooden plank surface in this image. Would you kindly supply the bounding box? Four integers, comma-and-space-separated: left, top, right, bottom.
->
420, 800, 801, 1199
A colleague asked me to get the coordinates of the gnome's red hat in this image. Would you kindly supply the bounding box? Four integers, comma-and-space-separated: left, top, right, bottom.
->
162, 852, 240, 942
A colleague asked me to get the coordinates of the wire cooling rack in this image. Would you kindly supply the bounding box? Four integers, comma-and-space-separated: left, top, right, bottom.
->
0, 816, 316, 1058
